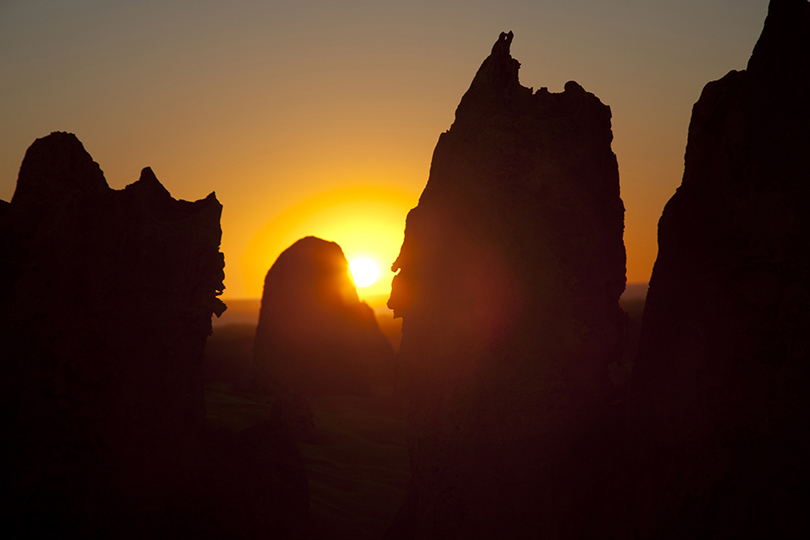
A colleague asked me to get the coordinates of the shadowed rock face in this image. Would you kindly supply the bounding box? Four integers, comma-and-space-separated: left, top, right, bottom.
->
0, 133, 311, 539
253, 236, 395, 398
387, 33, 626, 539
626, 1, 810, 537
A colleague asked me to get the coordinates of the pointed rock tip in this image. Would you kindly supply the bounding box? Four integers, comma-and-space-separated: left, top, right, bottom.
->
462, 31, 521, 98
491, 31, 514, 56
126, 166, 172, 200
198, 191, 223, 211
139, 166, 159, 183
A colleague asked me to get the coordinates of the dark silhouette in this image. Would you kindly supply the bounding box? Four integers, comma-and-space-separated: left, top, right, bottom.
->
204, 323, 257, 392
387, 32, 626, 539
252, 236, 396, 398
6, 4, 807, 535
623, 1, 810, 537
0, 133, 312, 539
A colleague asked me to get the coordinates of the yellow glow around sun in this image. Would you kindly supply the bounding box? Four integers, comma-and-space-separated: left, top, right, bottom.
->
349, 257, 380, 288
242, 185, 418, 306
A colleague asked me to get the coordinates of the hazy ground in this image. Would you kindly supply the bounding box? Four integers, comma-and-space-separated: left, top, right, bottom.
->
206, 388, 409, 539
206, 297, 408, 539
205, 286, 646, 539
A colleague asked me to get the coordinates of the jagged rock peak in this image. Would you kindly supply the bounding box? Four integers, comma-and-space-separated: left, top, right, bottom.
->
478, 30, 519, 84
386, 32, 625, 539
0, 133, 248, 537
492, 30, 513, 53
452, 32, 604, 138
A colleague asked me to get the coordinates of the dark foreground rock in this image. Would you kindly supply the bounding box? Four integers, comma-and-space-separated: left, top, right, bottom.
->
252, 236, 396, 399
625, 1, 810, 538
0, 132, 311, 539
387, 33, 626, 539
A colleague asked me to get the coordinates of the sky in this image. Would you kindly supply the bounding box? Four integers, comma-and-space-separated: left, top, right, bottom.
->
0, 0, 771, 302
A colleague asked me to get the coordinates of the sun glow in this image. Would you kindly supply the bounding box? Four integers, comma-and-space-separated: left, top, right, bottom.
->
242, 185, 418, 305
349, 257, 380, 288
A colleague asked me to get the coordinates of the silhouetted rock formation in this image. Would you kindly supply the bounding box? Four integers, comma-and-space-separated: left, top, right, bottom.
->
387, 32, 626, 539
253, 236, 396, 398
625, 1, 810, 538
0, 132, 311, 539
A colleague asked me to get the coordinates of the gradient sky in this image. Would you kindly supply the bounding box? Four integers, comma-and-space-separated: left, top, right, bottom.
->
0, 0, 770, 302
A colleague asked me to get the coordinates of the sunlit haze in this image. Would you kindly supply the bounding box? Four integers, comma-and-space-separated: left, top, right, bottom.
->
0, 0, 771, 305
242, 185, 413, 300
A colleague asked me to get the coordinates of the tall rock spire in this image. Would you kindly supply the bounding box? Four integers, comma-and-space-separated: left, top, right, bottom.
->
625, 1, 810, 537
0, 133, 312, 539
387, 33, 626, 539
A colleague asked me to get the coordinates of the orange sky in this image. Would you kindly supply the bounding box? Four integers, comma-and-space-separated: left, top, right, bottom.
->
0, 1, 770, 303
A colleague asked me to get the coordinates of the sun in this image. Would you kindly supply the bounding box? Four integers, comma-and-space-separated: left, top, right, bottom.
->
349, 257, 380, 288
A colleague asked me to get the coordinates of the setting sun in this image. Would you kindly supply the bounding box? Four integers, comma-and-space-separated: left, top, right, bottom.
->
241, 185, 417, 303
349, 257, 380, 288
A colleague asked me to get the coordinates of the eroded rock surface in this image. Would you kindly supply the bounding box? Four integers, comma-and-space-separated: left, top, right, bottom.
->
253, 236, 395, 399
387, 33, 626, 539
0, 132, 311, 539
626, 1, 810, 537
